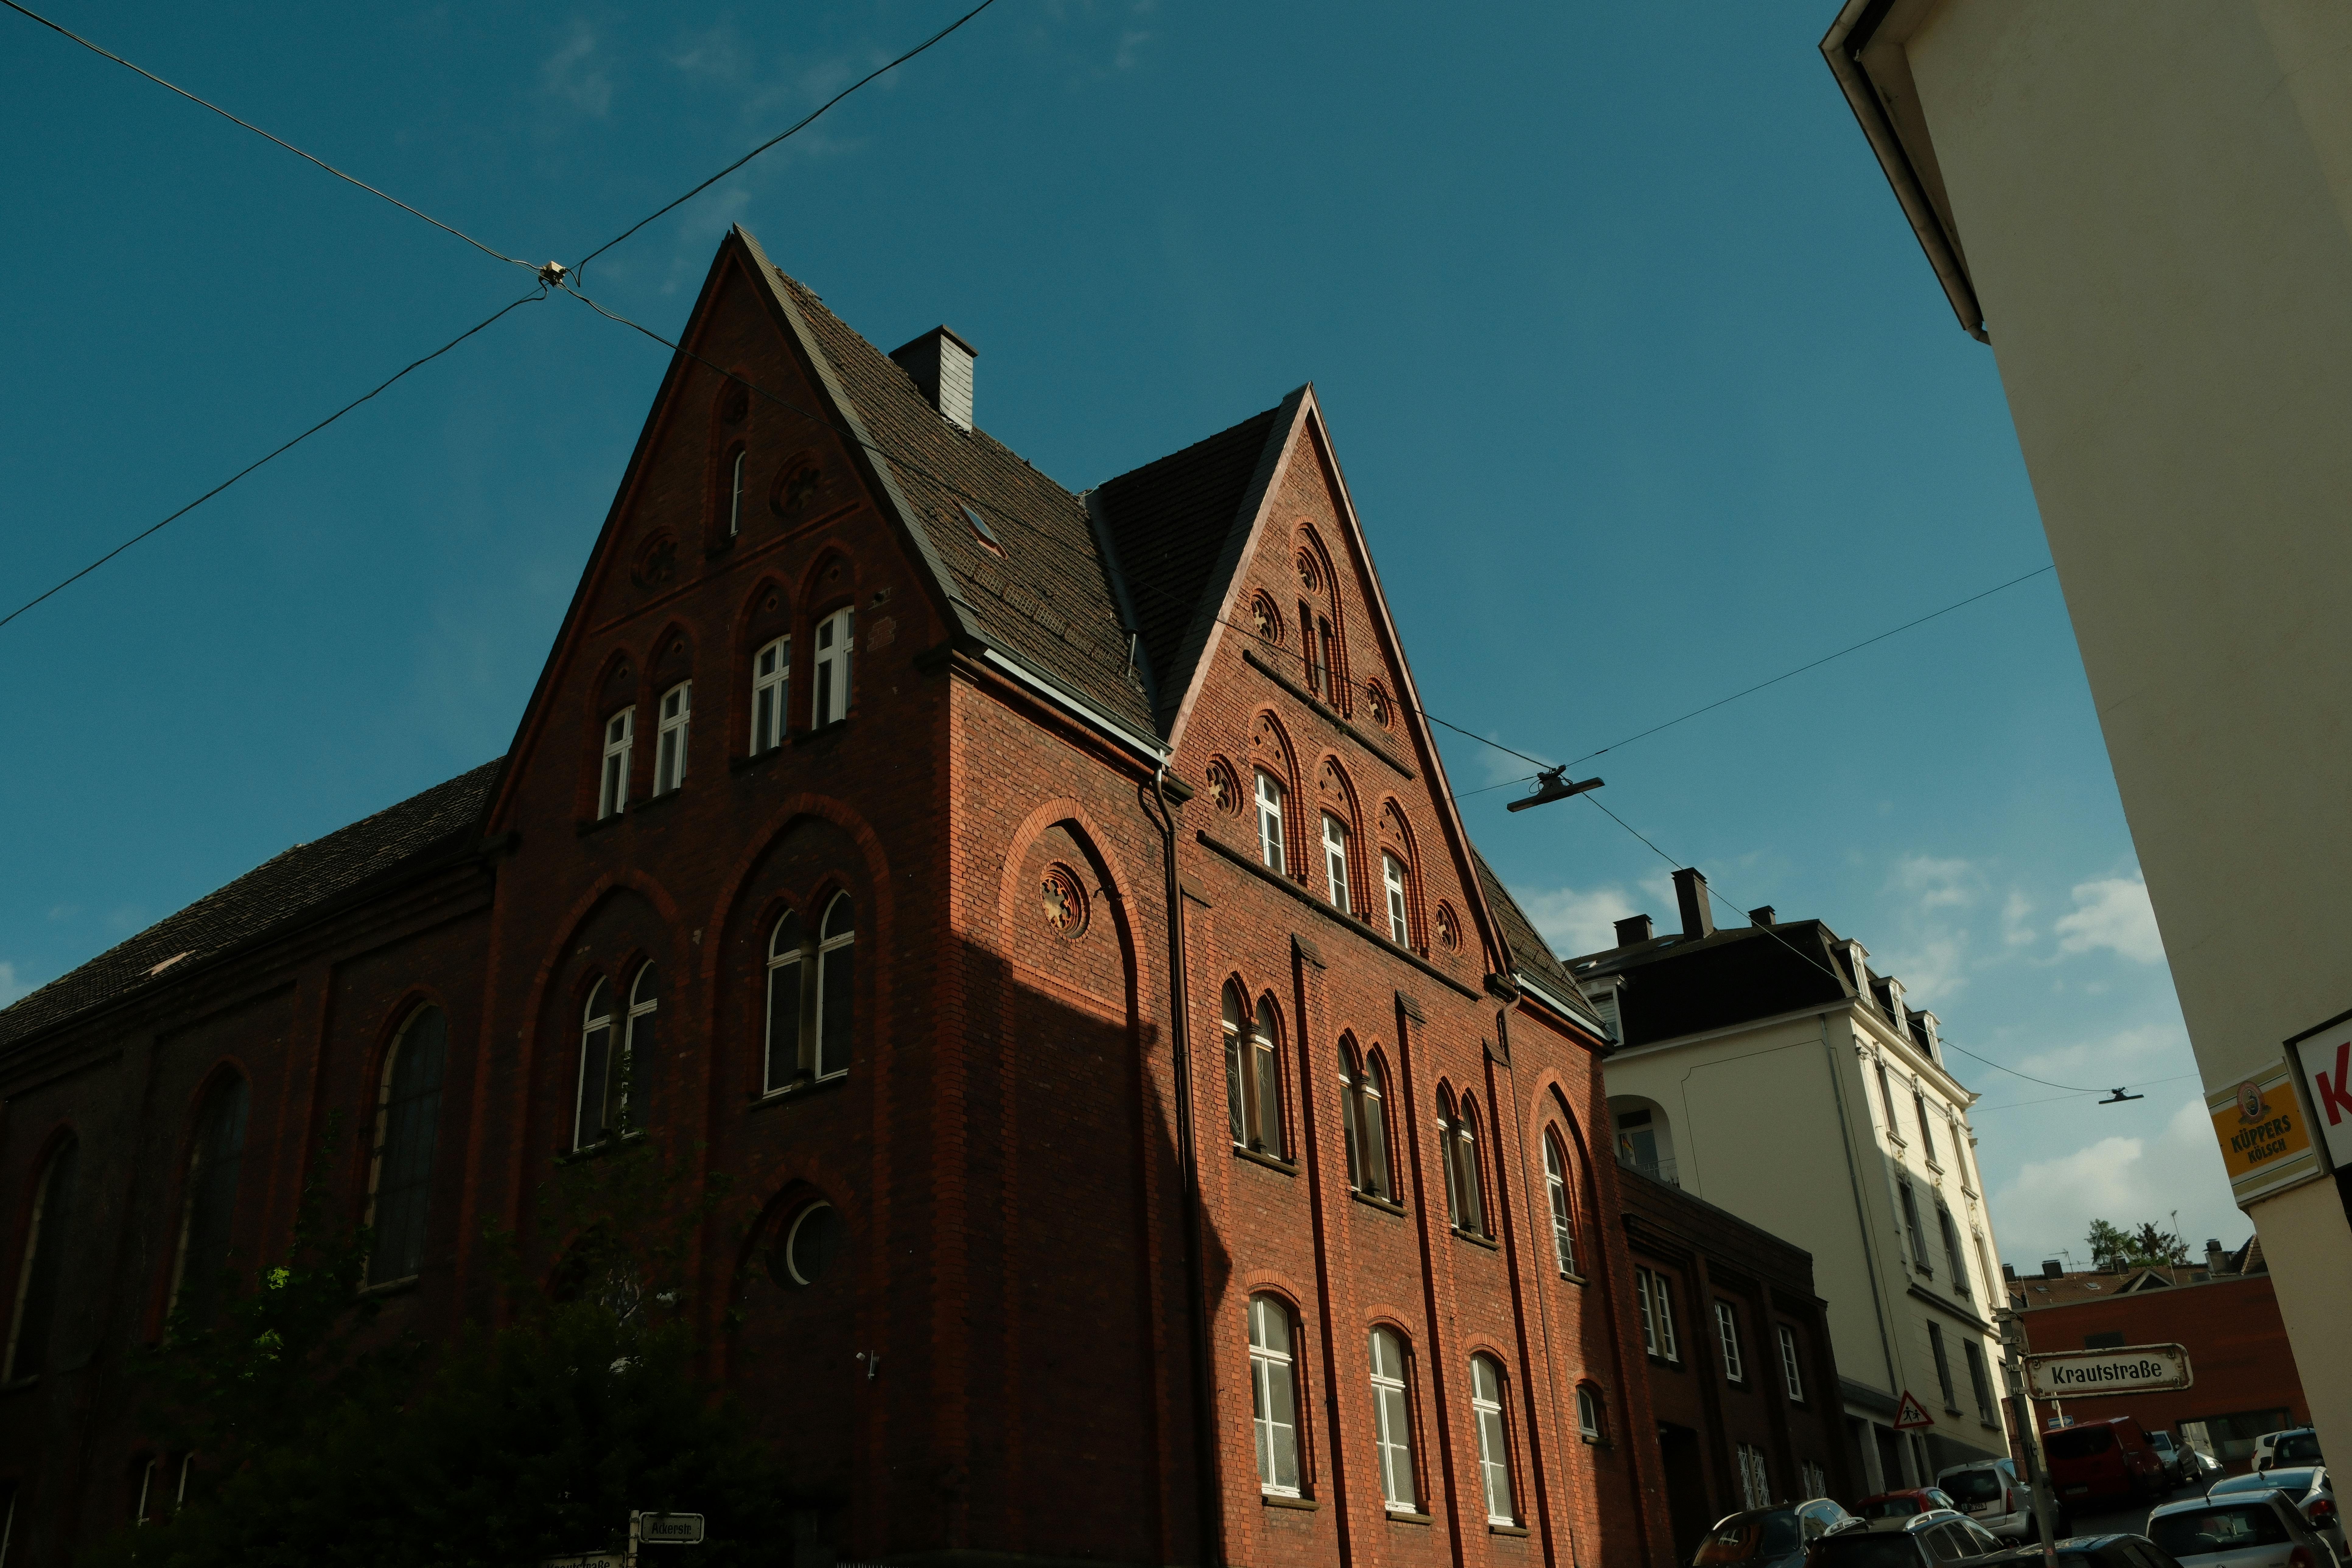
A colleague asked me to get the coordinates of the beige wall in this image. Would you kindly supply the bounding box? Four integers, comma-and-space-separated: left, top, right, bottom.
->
1891, 0, 2352, 1459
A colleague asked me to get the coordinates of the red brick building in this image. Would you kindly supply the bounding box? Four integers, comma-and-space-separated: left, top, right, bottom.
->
0, 229, 1672, 1567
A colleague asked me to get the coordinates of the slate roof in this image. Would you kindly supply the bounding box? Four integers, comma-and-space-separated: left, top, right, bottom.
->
1568, 919, 1857, 1048
0, 759, 501, 1053
736, 229, 1158, 740
1471, 848, 1586, 1005
1092, 401, 1287, 733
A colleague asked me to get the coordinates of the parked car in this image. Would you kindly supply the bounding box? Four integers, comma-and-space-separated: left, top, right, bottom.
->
2145, 1488, 2342, 1568
1696, 1499, 1860, 1568
2046, 1418, 2172, 1505
1857, 1489, 1962, 1521
2188, 1451, 2230, 1483
2259, 1433, 2327, 1474
2045, 1535, 2190, 1568
2147, 1433, 2193, 1488
1805, 1511, 2011, 1567
1939, 1458, 2057, 1542
2210, 1470, 2343, 1560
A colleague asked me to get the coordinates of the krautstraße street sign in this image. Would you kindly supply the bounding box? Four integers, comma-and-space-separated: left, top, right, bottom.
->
2024, 1343, 2192, 1399
636, 1513, 706, 1545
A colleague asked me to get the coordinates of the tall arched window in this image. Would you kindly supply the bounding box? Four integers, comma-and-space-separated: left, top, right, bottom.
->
654, 682, 691, 795
1440, 1092, 1486, 1237
812, 608, 854, 727
624, 963, 659, 1122
4, 1136, 77, 1381
817, 894, 855, 1080
750, 636, 789, 754
598, 707, 633, 819
762, 896, 854, 1088
1368, 1326, 1418, 1512
1544, 1131, 1580, 1277
1220, 986, 1286, 1159
727, 448, 747, 538
1339, 1046, 1391, 1201
168, 1075, 250, 1329
1576, 1382, 1607, 1444
1381, 851, 1411, 947
764, 909, 804, 1094
1320, 812, 1351, 911
366, 1007, 449, 1285
1254, 771, 1287, 873
1469, 1353, 1518, 1524
1247, 1295, 1302, 1497
573, 979, 615, 1151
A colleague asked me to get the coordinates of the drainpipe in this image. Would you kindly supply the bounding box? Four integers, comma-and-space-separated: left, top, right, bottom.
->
1143, 764, 1224, 1564
1822, 1014, 1904, 1449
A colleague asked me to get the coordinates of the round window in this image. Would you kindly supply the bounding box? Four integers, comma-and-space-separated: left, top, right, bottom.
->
783, 1202, 845, 1286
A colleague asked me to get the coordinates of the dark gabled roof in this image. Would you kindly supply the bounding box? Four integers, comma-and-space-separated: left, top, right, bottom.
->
1091, 403, 1287, 733
0, 759, 501, 1054
1568, 919, 1854, 1047
734, 230, 1157, 740
1470, 847, 1588, 1007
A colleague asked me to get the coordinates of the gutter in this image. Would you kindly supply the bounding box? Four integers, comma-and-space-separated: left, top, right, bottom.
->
977, 646, 1166, 763
1513, 970, 1609, 1038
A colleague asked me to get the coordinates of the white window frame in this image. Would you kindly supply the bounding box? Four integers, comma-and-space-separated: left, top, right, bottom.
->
573, 979, 614, 1151
1470, 1354, 1517, 1525
814, 892, 855, 1080
1449, 1102, 1486, 1237
1716, 1300, 1745, 1382
1738, 1443, 1770, 1509
1321, 812, 1350, 911
654, 681, 691, 795
750, 636, 789, 754
1576, 1384, 1604, 1443
763, 910, 805, 1094
728, 448, 747, 537
1255, 770, 1286, 873
598, 707, 633, 818
1369, 1328, 1417, 1512
1248, 1296, 1302, 1497
1545, 1135, 1579, 1276
622, 962, 658, 1130
1382, 851, 1410, 946
1778, 1322, 1804, 1402
1653, 1271, 1679, 1362
812, 607, 853, 727
134, 1457, 156, 1526
1636, 1270, 1659, 1357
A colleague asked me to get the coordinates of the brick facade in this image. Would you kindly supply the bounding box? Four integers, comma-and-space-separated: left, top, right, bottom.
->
0, 229, 1669, 1568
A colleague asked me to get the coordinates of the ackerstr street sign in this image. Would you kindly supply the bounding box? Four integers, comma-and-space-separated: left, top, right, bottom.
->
2024, 1343, 2192, 1399
637, 1513, 706, 1545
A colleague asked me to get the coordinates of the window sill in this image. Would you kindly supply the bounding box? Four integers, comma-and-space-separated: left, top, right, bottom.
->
747, 1072, 849, 1111
1386, 1509, 1434, 1526
730, 745, 789, 775
1646, 1353, 1682, 1369
577, 810, 627, 837
1579, 1435, 1612, 1449
634, 787, 684, 816
1452, 1227, 1500, 1251
557, 1130, 647, 1165
1234, 1146, 1299, 1177
792, 719, 853, 746
1351, 1189, 1406, 1217
1262, 1493, 1318, 1511
1490, 1523, 1532, 1537
1559, 1269, 1588, 1287
358, 1274, 421, 1300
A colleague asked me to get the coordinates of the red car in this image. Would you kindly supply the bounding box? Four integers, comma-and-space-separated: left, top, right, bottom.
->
1855, 1488, 1961, 1521
2044, 1417, 2169, 1505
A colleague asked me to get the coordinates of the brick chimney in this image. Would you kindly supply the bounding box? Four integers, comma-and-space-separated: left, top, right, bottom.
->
890, 326, 977, 431
1673, 868, 1714, 939
1614, 914, 1654, 947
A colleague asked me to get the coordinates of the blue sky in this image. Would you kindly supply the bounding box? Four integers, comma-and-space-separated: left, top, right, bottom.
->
0, 0, 2229, 1265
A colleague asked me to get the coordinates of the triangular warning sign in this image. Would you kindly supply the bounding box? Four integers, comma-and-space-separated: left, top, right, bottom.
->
1894, 1391, 1937, 1430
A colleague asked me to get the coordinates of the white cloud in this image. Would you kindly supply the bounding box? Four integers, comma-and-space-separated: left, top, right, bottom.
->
2011, 1020, 2184, 1083
541, 23, 613, 118
2001, 890, 2036, 948
1986, 1095, 2238, 1269
1884, 935, 1968, 1006
2055, 875, 2166, 964
0, 962, 28, 1005
1893, 854, 1978, 911
1516, 883, 1640, 959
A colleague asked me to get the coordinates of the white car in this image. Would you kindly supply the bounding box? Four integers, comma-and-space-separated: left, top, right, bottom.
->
1936, 1456, 2038, 1541
2209, 1469, 2345, 1562
2147, 1488, 2342, 1568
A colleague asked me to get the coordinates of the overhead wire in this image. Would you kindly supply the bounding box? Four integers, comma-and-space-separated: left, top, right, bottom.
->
0, 0, 535, 273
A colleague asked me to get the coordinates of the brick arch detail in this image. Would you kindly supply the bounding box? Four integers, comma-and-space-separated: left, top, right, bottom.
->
993, 797, 1140, 984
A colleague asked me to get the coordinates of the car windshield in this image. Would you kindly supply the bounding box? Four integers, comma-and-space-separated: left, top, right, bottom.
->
2215, 1468, 2319, 1496
2152, 1436, 2177, 1452
2048, 1429, 2117, 1460
1863, 1498, 1927, 1519
1942, 1472, 2005, 1504
2274, 1435, 2323, 1465
2150, 1506, 2293, 1558
1814, 1535, 1927, 1568
1758, 1515, 1803, 1554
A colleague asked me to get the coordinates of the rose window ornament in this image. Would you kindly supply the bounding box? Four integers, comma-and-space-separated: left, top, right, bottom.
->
1041, 864, 1090, 939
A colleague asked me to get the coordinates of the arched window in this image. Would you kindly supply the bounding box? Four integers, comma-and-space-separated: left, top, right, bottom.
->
366, 1007, 449, 1285
654, 682, 691, 795
1247, 1295, 1302, 1497
625, 963, 659, 1116
1469, 1353, 1518, 1524
1543, 1131, 1580, 1277
1368, 1326, 1417, 1512
764, 908, 804, 1094
598, 707, 633, 819
1339, 1046, 1391, 1201
727, 447, 747, 538
1320, 812, 1350, 911
750, 636, 789, 754
1576, 1382, 1607, 1444
1441, 1093, 1486, 1237
1221, 986, 1285, 1159
762, 896, 855, 1088
812, 608, 853, 727
573, 979, 615, 1150
1254, 770, 1286, 873
168, 1075, 250, 1329
817, 894, 855, 1080
4, 1136, 77, 1381
1381, 852, 1411, 947
776, 1202, 846, 1286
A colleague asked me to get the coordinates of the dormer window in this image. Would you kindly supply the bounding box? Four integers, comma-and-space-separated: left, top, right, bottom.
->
1321, 813, 1351, 912
813, 608, 853, 727
654, 682, 691, 794
1254, 771, 1286, 873
751, 637, 789, 754
598, 708, 633, 819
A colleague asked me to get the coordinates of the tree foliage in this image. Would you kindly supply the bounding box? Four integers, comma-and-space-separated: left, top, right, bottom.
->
87, 1138, 790, 1568
2085, 1215, 2190, 1270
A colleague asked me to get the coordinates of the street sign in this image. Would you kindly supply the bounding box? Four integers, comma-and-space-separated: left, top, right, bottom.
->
1894, 1391, 1936, 1430
2024, 1343, 2192, 1399
636, 1513, 706, 1546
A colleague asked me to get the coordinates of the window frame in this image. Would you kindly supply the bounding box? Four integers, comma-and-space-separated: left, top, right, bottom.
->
1928, 1320, 1958, 1413
1716, 1299, 1745, 1383
1320, 811, 1351, 912
750, 636, 789, 755
1368, 1326, 1419, 1513
1576, 1383, 1608, 1444
1447, 1096, 1489, 1238
814, 892, 855, 1081
363, 1006, 449, 1287
654, 682, 691, 795
598, 706, 634, 819
1381, 851, 1411, 947
3, 1136, 77, 1382
572, 978, 616, 1152
1248, 1294, 1305, 1498
1255, 769, 1287, 874
1899, 1177, 1931, 1274
166, 1076, 249, 1329
812, 607, 854, 728
1777, 1321, 1805, 1402
1469, 1353, 1519, 1526
727, 447, 747, 538
1339, 1045, 1392, 1200
1543, 1132, 1580, 1277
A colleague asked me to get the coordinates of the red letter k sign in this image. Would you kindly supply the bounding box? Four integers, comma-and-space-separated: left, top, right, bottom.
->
2318, 1040, 2352, 1126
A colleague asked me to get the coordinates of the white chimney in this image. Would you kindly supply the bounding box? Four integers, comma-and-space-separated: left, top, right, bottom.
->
890, 326, 977, 431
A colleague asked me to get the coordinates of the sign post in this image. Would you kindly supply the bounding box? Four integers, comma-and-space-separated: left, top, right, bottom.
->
1999, 1311, 2060, 1568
